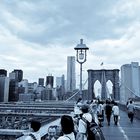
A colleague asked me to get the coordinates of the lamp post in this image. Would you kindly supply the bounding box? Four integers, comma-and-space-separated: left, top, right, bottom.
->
74, 39, 89, 99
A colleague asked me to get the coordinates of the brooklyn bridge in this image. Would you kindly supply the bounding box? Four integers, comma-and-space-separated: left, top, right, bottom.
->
0, 69, 140, 140
0, 101, 140, 140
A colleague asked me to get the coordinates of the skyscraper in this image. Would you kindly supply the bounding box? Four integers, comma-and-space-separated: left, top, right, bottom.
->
0, 76, 9, 102
0, 69, 7, 77
120, 62, 140, 102
38, 78, 44, 86
9, 69, 23, 82
9, 69, 23, 101
56, 75, 65, 99
67, 56, 76, 92
46, 75, 54, 88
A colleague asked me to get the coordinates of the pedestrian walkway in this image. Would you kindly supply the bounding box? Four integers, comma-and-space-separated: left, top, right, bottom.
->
101, 110, 140, 140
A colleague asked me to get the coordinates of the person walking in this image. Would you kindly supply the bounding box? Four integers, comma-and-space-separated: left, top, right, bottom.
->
76, 104, 92, 140
105, 100, 112, 126
89, 99, 99, 125
112, 102, 119, 125
57, 115, 75, 140
97, 101, 104, 127
74, 98, 83, 119
127, 100, 135, 123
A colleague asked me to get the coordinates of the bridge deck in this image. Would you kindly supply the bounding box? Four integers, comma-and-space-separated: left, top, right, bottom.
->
102, 110, 140, 140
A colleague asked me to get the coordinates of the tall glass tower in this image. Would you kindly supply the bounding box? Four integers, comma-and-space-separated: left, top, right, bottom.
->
67, 56, 76, 92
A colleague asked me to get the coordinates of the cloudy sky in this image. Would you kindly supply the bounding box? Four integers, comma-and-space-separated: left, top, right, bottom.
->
0, 0, 140, 86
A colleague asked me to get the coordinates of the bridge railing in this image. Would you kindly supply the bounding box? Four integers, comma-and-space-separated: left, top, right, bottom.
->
16, 118, 61, 140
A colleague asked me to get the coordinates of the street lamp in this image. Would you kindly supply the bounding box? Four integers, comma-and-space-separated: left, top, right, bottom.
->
74, 39, 89, 99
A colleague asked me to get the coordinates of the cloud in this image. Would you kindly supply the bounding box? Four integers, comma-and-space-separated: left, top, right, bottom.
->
0, 0, 126, 45
0, 0, 140, 84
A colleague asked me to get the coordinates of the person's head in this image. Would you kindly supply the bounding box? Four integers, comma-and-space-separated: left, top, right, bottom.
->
130, 100, 132, 104
106, 100, 110, 104
48, 126, 56, 137
81, 104, 89, 113
114, 102, 118, 106
30, 120, 41, 132
60, 115, 74, 134
76, 97, 82, 104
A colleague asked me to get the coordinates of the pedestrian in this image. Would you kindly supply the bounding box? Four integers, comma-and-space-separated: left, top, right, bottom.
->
74, 98, 83, 119
57, 115, 75, 140
89, 99, 99, 125
112, 102, 119, 125
127, 100, 135, 123
97, 101, 104, 127
24, 120, 41, 140
76, 104, 92, 140
105, 100, 112, 126
46, 125, 57, 140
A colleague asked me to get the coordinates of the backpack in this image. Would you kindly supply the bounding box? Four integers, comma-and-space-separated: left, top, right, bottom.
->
82, 117, 105, 140
65, 135, 71, 140
29, 133, 37, 140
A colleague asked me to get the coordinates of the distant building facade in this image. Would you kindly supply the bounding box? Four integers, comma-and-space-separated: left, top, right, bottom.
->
0, 76, 9, 102
28, 82, 37, 94
19, 93, 34, 102
67, 56, 76, 92
46, 75, 54, 88
10, 69, 23, 82
18, 79, 28, 94
38, 78, 44, 86
9, 69, 23, 101
0, 69, 7, 77
56, 75, 65, 100
120, 62, 140, 102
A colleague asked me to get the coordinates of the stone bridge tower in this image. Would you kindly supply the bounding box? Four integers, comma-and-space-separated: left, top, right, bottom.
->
87, 69, 120, 100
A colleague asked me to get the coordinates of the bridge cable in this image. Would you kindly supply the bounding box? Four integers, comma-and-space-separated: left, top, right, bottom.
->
65, 78, 88, 102
120, 79, 140, 98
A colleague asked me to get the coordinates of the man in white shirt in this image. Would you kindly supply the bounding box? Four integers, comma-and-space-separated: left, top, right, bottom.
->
112, 102, 119, 125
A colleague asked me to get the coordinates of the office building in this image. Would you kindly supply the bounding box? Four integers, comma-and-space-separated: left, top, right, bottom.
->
19, 93, 34, 102
18, 79, 28, 94
38, 78, 44, 86
9, 69, 23, 101
56, 75, 65, 100
9, 69, 23, 82
120, 62, 140, 102
67, 56, 76, 92
0, 69, 7, 77
56, 77, 62, 87
0, 77, 9, 102
28, 82, 37, 94
46, 75, 54, 88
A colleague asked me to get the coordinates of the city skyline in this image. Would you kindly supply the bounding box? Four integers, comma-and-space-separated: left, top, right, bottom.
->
0, 0, 140, 82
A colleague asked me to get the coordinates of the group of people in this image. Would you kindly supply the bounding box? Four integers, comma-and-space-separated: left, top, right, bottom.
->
22, 98, 135, 140
55, 98, 118, 140
103, 100, 120, 126
96, 98, 135, 126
